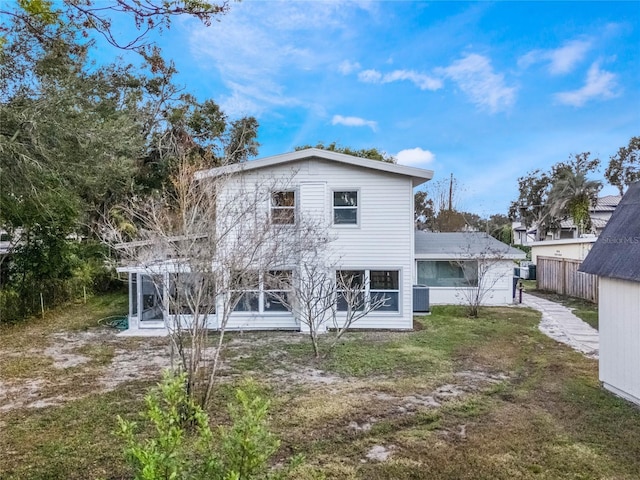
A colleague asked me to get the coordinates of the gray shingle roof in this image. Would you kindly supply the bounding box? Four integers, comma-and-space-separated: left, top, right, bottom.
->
559, 217, 608, 229
579, 182, 640, 282
593, 195, 622, 211
415, 231, 526, 259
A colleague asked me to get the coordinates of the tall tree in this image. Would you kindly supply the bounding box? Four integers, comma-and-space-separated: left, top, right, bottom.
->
510, 153, 601, 240
486, 214, 513, 244
417, 174, 473, 232
414, 190, 435, 230
605, 136, 640, 195
0, 10, 259, 320
509, 169, 552, 241
547, 169, 602, 235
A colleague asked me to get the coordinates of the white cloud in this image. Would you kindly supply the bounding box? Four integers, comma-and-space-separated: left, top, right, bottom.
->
332, 114, 377, 131
187, 1, 369, 116
396, 148, 435, 166
358, 68, 442, 91
555, 62, 618, 107
519, 39, 592, 75
383, 70, 443, 91
338, 60, 361, 75
439, 54, 516, 113
358, 69, 383, 83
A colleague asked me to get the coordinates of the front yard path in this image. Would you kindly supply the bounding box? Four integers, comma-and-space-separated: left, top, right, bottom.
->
522, 292, 599, 358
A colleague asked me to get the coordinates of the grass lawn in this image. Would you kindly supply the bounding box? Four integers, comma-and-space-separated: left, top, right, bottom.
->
522, 280, 599, 329
1, 295, 639, 479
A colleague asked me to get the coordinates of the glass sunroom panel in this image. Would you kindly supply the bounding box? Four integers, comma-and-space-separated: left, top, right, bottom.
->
131, 273, 138, 316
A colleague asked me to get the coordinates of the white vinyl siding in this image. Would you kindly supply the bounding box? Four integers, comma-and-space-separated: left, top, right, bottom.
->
599, 277, 640, 406
417, 259, 516, 306
211, 158, 417, 329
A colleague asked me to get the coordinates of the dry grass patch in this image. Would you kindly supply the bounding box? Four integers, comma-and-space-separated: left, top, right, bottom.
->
2, 300, 640, 480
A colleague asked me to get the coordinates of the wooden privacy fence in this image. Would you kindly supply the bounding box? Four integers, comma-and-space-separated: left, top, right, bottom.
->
536, 256, 599, 303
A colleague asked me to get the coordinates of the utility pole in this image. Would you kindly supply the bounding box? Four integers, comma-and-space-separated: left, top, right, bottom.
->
448, 173, 453, 211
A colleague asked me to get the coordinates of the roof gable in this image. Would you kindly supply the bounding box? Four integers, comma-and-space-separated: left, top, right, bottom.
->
195, 148, 434, 187
579, 182, 640, 282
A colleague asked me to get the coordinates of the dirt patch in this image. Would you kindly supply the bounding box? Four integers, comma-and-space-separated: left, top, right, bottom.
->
365, 445, 395, 462
0, 322, 509, 419
341, 369, 509, 433
0, 328, 169, 412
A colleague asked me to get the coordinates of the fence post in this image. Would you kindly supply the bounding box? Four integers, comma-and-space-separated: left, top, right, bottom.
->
40, 292, 45, 318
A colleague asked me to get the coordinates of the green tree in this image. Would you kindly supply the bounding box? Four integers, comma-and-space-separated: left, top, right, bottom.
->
605, 136, 640, 195
414, 189, 435, 230
2, 0, 229, 58
510, 153, 602, 240
486, 213, 513, 244
547, 169, 602, 235
0, 11, 260, 321
296, 141, 396, 163
508, 169, 552, 240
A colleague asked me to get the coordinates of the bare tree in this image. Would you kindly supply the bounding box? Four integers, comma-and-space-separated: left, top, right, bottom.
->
268, 260, 390, 358
453, 234, 512, 318
270, 262, 336, 358
102, 156, 299, 407
330, 271, 389, 349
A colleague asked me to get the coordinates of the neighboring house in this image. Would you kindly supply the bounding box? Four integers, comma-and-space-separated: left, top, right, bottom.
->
512, 222, 536, 246
414, 231, 526, 306
529, 237, 597, 264
119, 148, 434, 333
579, 182, 640, 407
514, 195, 622, 245
547, 195, 622, 240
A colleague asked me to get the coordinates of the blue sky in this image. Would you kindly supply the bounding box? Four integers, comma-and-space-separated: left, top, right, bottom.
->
141, 1, 638, 216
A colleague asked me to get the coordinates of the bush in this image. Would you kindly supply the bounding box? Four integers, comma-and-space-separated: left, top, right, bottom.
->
0, 239, 124, 324
117, 371, 302, 480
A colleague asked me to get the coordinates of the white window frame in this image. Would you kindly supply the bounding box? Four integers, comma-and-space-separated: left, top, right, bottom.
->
416, 260, 479, 287
332, 189, 359, 226
263, 270, 292, 313
335, 268, 401, 313
232, 270, 293, 314
369, 270, 400, 312
271, 190, 296, 225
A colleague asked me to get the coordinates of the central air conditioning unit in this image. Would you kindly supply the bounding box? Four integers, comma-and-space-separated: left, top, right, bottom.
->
413, 285, 430, 314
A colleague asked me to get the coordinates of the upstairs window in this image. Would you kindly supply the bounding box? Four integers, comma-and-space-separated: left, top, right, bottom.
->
333, 191, 358, 225
271, 191, 296, 224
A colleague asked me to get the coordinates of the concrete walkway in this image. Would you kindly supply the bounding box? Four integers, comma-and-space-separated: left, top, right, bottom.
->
521, 292, 599, 359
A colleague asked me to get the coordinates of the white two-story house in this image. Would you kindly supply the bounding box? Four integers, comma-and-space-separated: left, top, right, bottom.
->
119, 148, 434, 334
